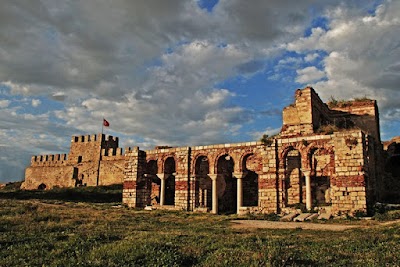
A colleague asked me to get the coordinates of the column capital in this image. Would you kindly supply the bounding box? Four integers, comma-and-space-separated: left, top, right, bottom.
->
233, 172, 247, 179
208, 174, 218, 181
157, 173, 167, 180
301, 169, 311, 176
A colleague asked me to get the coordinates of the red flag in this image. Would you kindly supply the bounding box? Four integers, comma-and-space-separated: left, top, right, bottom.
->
103, 119, 110, 127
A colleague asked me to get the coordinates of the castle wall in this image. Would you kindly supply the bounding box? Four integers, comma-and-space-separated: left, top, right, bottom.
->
68, 134, 102, 164
22, 165, 75, 189
22, 134, 125, 190
23, 87, 385, 216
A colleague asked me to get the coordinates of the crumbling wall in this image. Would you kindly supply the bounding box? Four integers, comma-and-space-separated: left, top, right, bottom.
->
123, 147, 147, 207
282, 88, 314, 137
331, 131, 368, 214
330, 100, 381, 142
23, 165, 75, 189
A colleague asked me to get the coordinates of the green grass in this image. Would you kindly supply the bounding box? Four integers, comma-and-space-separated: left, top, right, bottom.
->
1, 187, 400, 266
0, 184, 122, 203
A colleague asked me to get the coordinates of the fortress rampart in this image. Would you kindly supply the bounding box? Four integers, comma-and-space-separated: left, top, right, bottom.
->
22, 134, 126, 189
23, 87, 397, 216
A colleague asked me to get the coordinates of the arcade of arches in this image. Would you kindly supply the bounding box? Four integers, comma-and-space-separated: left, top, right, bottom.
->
24, 88, 394, 215
123, 129, 379, 215
121, 87, 385, 216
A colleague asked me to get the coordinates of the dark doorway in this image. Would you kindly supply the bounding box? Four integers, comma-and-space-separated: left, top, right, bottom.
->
217, 154, 236, 214
194, 156, 211, 209
164, 157, 176, 205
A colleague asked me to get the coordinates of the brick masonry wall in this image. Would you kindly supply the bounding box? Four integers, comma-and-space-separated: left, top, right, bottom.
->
123, 148, 147, 207
332, 131, 368, 214
174, 147, 190, 210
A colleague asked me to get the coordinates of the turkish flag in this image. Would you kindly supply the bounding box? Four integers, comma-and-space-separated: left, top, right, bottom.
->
103, 119, 110, 127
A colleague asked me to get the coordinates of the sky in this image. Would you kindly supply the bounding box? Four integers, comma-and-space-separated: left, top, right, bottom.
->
0, 0, 399, 183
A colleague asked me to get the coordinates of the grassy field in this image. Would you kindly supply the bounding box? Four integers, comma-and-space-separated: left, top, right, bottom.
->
1, 186, 399, 266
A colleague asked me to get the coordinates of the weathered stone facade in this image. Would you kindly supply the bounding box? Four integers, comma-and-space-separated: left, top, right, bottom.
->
24, 87, 390, 215
22, 134, 125, 190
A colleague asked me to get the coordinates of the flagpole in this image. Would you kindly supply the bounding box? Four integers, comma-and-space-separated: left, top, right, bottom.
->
101, 117, 104, 135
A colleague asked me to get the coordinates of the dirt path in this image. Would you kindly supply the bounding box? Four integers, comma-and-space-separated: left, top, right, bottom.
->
231, 219, 400, 231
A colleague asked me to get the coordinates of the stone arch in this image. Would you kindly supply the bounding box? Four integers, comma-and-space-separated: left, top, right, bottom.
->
194, 155, 211, 209
38, 183, 47, 190
308, 146, 334, 206
280, 145, 296, 167
242, 153, 259, 207
191, 153, 207, 174
163, 157, 176, 205
283, 148, 304, 206
147, 159, 160, 205
215, 152, 234, 174
161, 154, 176, 173
216, 153, 236, 213
304, 143, 334, 169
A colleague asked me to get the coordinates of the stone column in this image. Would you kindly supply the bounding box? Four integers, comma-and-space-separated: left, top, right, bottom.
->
157, 173, 166, 206
233, 172, 245, 214
209, 174, 218, 214
303, 170, 312, 211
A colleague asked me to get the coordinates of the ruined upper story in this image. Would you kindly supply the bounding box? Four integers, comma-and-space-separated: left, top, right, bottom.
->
281, 87, 381, 143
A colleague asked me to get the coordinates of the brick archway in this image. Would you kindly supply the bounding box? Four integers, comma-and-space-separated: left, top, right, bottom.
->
194, 155, 211, 209
241, 153, 259, 207
307, 146, 334, 206
283, 148, 304, 206
163, 157, 176, 205
216, 153, 236, 213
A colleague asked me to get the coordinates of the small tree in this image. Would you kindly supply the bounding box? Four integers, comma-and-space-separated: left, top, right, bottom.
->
260, 134, 273, 146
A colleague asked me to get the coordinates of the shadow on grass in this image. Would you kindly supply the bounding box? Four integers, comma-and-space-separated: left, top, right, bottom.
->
0, 184, 122, 203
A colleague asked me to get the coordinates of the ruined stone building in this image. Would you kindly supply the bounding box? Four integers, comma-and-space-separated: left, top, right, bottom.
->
23, 87, 398, 215
22, 135, 125, 189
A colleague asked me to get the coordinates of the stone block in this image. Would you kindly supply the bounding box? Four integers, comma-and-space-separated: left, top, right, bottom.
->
318, 212, 332, 220
280, 212, 298, 222
294, 213, 313, 222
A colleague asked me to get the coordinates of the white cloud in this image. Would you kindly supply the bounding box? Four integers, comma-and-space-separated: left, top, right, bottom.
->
31, 99, 41, 107
54, 40, 252, 146
0, 100, 10, 108
278, 57, 303, 65
296, 66, 326, 83
304, 53, 319, 62
1, 0, 399, 181
285, 0, 400, 141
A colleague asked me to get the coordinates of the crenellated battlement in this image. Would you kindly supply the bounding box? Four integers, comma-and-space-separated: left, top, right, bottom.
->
101, 147, 124, 156
30, 153, 68, 166
71, 134, 102, 143
100, 147, 138, 161
70, 134, 119, 144
105, 135, 119, 142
